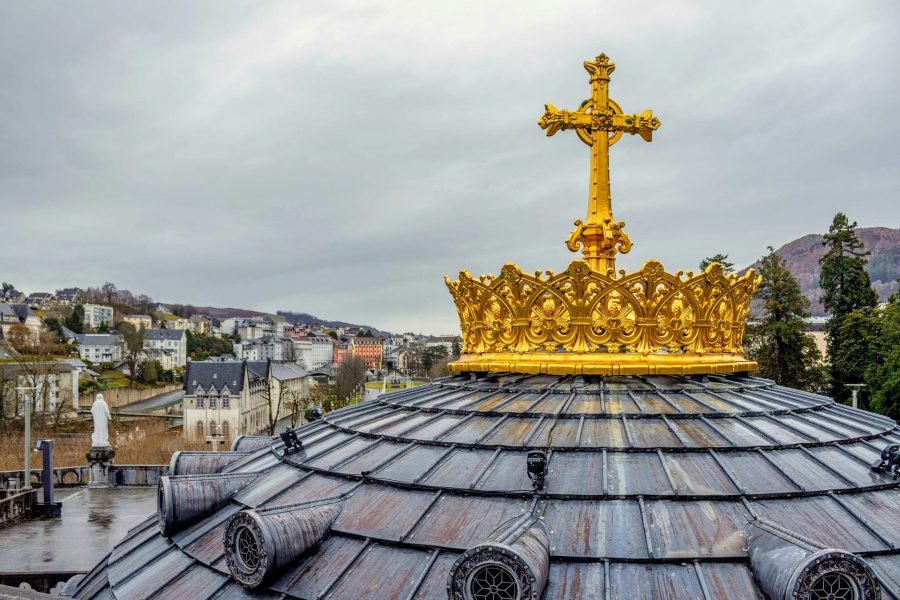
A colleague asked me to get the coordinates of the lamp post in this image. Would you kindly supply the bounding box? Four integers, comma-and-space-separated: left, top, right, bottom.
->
16, 384, 39, 490
846, 383, 867, 409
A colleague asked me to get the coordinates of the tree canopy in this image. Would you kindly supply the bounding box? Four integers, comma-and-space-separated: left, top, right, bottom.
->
747, 248, 824, 391
699, 253, 734, 274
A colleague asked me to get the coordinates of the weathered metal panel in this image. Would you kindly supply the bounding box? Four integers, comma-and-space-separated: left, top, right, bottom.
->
334, 440, 409, 475
664, 453, 739, 495
376, 445, 450, 482
661, 392, 711, 414
232, 464, 307, 507
543, 563, 605, 600
837, 489, 900, 547
113, 546, 193, 600
579, 419, 627, 447
272, 536, 367, 597
226, 451, 280, 475
778, 414, 843, 442
757, 495, 889, 552
632, 392, 679, 414
154, 563, 227, 599
107, 534, 173, 587
864, 555, 900, 598
545, 418, 581, 447
335, 485, 436, 541
568, 393, 604, 414
482, 417, 540, 446
607, 562, 706, 599
267, 472, 357, 507
212, 582, 283, 600
377, 413, 439, 437
527, 394, 570, 414
405, 414, 469, 440
716, 452, 799, 494
411, 552, 459, 599
682, 391, 737, 412
305, 437, 381, 470
645, 500, 747, 559
740, 417, 810, 444
441, 416, 500, 444
406, 495, 528, 549
603, 395, 641, 414
543, 500, 649, 559
498, 392, 547, 413
669, 420, 729, 448
701, 562, 765, 599
762, 448, 847, 490
466, 391, 516, 411
628, 419, 681, 448
545, 451, 605, 496
693, 417, 770, 446
326, 543, 432, 600
607, 452, 673, 495
421, 448, 497, 488
478, 451, 533, 491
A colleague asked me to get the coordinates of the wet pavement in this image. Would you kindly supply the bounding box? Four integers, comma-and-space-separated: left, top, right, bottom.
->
0, 487, 156, 573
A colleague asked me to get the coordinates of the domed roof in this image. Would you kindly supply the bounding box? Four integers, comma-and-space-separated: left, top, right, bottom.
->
70, 373, 900, 599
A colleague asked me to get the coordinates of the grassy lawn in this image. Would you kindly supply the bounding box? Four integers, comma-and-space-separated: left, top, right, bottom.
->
364, 379, 426, 390
100, 370, 131, 388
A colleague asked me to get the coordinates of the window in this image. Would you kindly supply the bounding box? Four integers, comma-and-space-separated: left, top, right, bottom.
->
209, 420, 217, 435
222, 395, 230, 409
222, 421, 230, 438
196, 421, 204, 436
196, 395, 205, 408
209, 396, 217, 409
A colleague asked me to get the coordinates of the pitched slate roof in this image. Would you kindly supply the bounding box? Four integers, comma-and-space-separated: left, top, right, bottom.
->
145, 328, 185, 341
271, 363, 307, 381
184, 361, 245, 395
74, 333, 123, 346
71, 373, 900, 599
0, 302, 35, 321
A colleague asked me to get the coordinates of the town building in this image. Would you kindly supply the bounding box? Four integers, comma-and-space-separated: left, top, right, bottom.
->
24, 292, 53, 309
0, 303, 42, 342
188, 314, 213, 335
121, 314, 153, 330
333, 340, 351, 365
53, 287, 82, 306
144, 328, 187, 368
81, 303, 114, 330
350, 336, 383, 370
75, 333, 124, 365
424, 335, 459, 356
182, 360, 271, 441
233, 335, 294, 362
0, 287, 25, 303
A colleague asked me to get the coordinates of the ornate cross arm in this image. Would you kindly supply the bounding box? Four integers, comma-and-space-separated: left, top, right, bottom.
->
539, 104, 661, 144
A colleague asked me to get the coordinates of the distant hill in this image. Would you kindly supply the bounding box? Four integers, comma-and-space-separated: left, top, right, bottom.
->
746, 227, 899, 316
276, 311, 392, 337
163, 305, 268, 320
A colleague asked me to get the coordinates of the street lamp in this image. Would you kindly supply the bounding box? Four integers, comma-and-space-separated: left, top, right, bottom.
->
846, 383, 867, 409
16, 384, 39, 490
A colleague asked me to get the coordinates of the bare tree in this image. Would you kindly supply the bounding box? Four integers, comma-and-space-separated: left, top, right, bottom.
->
101, 282, 118, 305
336, 356, 367, 406
117, 322, 145, 382
285, 388, 310, 428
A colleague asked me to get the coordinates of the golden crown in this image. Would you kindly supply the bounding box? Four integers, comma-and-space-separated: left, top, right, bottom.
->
445, 54, 761, 375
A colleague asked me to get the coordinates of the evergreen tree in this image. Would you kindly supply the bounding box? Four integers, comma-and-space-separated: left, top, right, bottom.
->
844, 290, 900, 419
747, 247, 825, 391
699, 253, 734, 274
819, 213, 878, 399
64, 304, 85, 334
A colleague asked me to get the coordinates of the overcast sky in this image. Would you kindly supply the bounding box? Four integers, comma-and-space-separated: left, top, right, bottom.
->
1, 1, 898, 334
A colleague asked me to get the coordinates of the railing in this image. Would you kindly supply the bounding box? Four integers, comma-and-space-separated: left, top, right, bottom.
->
0, 464, 168, 489
0, 488, 36, 526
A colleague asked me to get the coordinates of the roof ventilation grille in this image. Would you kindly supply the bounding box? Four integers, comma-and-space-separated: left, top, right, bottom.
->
157, 472, 257, 537
223, 500, 342, 588
746, 519, 880, 600
448, 516, 550, 600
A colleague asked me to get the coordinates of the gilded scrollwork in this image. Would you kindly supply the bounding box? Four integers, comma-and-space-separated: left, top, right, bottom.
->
445, 259, 760, 357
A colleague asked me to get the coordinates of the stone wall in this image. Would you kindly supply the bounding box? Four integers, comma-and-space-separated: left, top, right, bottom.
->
78, 383, 180, 408
0, 464, 168, 489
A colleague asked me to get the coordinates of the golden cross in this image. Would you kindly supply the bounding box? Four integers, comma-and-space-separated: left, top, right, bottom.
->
539, 53, 660, 273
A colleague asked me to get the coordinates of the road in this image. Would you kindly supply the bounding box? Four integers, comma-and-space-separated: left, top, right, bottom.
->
116, 389, 183, 413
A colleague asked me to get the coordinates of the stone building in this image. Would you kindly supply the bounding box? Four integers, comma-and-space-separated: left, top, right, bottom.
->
181, 360, 271, 440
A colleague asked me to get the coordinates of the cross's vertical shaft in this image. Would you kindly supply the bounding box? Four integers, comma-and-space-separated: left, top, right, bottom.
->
538, 53, 660, 274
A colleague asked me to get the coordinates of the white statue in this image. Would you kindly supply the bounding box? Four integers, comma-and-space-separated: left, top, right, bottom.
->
90, 393, 112, 447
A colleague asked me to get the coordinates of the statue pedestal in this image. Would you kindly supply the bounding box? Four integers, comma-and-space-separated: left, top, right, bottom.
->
86, 446, 115, 488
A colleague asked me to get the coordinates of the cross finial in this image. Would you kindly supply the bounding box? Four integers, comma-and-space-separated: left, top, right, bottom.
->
539, 53, 661, 273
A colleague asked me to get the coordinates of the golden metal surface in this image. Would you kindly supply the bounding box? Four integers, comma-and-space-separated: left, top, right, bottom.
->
539, 53, 659, 274
446, 259, 760, 357
446, 53, 760, 375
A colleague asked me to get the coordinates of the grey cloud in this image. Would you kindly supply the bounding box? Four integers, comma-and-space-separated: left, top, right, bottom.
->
1, 0, 898, 334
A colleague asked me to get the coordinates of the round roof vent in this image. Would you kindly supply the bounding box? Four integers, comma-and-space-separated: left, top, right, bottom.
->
448, 517, 549, 600
792, 551, 880, 600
